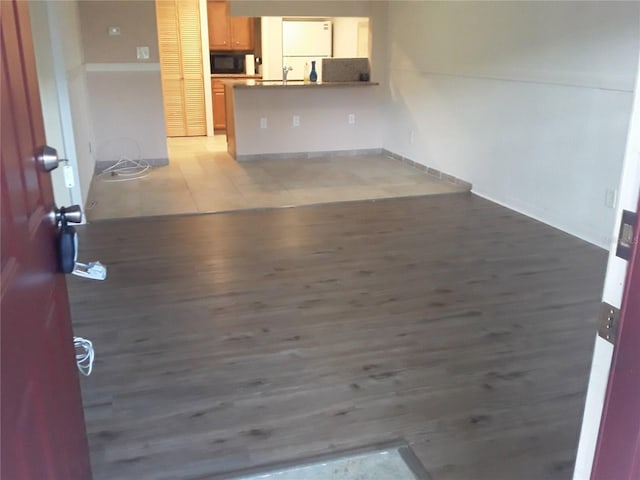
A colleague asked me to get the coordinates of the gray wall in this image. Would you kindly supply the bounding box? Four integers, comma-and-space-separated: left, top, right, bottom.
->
80, 0, 160, 63
85, 71, 168, 163
230, 1, 372, 18
384, 1, 639, 247
233, 87, 384, 156
78, 0, 167, 165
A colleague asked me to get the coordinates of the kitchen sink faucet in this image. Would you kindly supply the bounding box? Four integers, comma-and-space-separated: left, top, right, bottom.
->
282, 64, 293, 82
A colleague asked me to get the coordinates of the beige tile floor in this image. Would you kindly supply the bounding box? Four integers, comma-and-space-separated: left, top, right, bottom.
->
86, 136, 468, 221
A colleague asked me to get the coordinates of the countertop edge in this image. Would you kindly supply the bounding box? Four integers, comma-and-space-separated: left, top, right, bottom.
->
212, 74, 263, 79
231, 81, 380, 89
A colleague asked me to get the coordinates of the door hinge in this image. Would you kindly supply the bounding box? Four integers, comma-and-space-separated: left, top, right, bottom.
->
616, 210, 636, 260
598, 302, 619, 345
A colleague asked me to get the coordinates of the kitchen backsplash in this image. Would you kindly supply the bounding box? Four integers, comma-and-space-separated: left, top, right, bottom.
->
321, 58, 370, 82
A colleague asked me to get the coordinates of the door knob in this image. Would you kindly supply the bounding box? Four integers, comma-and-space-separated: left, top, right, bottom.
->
54, 205, 81, 274
37, 145, 60, 172
54, 205, 82, 225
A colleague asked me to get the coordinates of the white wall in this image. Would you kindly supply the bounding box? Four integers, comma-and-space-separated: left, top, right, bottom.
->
29, 1, 73, 207
261, 17, 284, 80
384, 1, 639, 248
85, 69, 168, 163
78, 0, 168, 165
332, 17, 368, 58
52, 1, 95, 208
29, 0, 95, 210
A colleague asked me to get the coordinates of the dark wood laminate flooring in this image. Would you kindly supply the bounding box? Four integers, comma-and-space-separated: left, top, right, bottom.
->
68, 193, 607, 480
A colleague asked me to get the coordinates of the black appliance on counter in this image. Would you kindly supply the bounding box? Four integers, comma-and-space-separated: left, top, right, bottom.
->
210, 53, 246, 74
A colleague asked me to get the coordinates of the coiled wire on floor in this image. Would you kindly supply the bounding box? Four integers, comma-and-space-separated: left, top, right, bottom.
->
96, 138, 151, 182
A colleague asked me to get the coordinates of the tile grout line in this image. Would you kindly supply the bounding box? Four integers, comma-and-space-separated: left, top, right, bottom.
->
175, 152, 208, 214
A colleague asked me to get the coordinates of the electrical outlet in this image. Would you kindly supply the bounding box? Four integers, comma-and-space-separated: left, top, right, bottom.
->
293, 115, 300, 127
348, 114, 356, 125
410, 130, 415, 144
136, 46, 150, 60
605, 188, 617, 209
260, 117, 268, 129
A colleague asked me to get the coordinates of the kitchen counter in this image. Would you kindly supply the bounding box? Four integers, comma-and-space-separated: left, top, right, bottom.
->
228, 79, 379, 89
224, 78, 381, 160
211, 74, 262, 79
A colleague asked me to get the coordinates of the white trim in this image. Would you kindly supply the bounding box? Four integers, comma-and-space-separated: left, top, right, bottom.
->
470, 189, 608, 250
573, 40, 640, 480
388, 66, 635, 94
84, 62, 161, 72
573, 336, 615, 480
199, 0, 214, 136
47, 2, 84, 217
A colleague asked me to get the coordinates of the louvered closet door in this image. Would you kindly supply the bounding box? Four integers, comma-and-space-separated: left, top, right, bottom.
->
157, 0, 184, 136
157, 0, 205, 137
178, 0, 206, 136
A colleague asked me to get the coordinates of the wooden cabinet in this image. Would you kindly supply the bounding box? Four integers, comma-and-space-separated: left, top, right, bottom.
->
229, 16, 253, 50
212, 79, 226, 131
207, 0, 253, 51
207, 1, 229, 50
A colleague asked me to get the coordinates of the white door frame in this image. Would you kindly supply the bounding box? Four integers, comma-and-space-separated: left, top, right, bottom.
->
47, 1, 85, 211
29, 0, 84, 212
199, 0, 214, 136
573, 44, 640, 480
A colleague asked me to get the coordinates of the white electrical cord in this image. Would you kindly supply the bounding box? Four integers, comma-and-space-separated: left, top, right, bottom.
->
96, 138, 151, 183
97, 156, 151, 182
74, 337, 95, 376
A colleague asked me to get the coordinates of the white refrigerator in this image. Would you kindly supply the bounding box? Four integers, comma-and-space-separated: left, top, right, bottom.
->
282, 20, 332, 81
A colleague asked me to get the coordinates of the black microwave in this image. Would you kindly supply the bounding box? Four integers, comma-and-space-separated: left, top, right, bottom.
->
211, 54, 245, 74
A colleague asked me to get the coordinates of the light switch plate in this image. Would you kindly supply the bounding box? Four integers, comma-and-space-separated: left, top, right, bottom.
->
63, 163, 75, 188
605, 188, 617, 209
136, 46, 150, 60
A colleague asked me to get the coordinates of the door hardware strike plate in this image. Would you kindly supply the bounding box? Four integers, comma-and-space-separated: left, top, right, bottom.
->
598, 302, 619, 345
616, 210, 636, 260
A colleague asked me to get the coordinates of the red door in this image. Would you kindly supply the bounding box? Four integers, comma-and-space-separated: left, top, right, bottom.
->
591, 200, 640, 479
0, 2, 92, 479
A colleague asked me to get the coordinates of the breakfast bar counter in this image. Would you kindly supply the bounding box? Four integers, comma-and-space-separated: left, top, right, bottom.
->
230, 79, 380, 89
224, 79, 381, 160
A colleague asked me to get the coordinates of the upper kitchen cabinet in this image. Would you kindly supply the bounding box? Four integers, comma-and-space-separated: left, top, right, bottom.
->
207, 1, 228, 49
229, 15, 253, 50
207, 0, 254, 51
